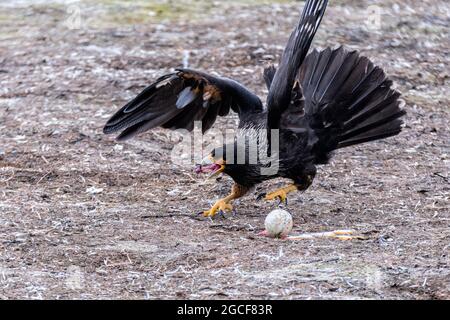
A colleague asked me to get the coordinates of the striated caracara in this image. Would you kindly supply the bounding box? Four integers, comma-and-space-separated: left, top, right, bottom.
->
104, 0, 406, 218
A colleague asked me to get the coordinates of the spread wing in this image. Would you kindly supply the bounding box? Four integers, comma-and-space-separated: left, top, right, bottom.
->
267, 0, 328, 128
104, 68, 263, 141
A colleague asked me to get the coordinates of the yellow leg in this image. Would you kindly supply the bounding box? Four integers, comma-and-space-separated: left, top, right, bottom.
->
203, 198, 234, 217
265, 185, 298, 203
203, 184, 249, 218
288, 230, 368, 241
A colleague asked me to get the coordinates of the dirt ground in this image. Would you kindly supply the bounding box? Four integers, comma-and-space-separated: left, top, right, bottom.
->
0, 0, 449, 300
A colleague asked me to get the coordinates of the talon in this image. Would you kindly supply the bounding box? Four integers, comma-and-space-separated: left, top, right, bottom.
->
277, 196, 288, 207
257, 193, 267, 201
265, 190, 288, 203
203, 199, 233, 218
218, 210, 229, 219
264, 185, 298, 204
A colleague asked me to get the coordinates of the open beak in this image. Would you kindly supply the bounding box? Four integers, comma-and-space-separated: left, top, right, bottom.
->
195, 155, 225, 179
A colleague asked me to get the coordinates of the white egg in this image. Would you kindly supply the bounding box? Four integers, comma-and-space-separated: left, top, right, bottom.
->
265, 209, 293, 238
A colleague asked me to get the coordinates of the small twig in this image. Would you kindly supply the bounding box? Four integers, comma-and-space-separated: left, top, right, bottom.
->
209, 224, 255, 232
141, 213, 204, 221
433, 173, 449, 183
36, 171, 52, 185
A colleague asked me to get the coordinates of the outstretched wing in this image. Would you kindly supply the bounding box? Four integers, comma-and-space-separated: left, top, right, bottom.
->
104, 69, 263, 141
267, 0, 328, 128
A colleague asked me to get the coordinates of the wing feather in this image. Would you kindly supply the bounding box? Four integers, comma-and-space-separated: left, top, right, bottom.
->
104, 69, 263, 141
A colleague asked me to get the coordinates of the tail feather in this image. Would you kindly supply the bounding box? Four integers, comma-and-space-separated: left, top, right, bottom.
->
343, 90, 400, 131
337, 56, 374, 98
318, 50, 359, 103
338, 119, 404, 149
339, 110, 405, 144
297, 46, 406, 159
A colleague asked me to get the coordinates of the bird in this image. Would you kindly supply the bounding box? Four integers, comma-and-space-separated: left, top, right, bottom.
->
104, 0, 406, 218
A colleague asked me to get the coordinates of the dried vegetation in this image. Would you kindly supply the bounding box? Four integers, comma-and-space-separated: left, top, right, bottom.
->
0, 0, 449, 299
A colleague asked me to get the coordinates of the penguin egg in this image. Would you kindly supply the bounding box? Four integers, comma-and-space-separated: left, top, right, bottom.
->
265, 209, 293, 238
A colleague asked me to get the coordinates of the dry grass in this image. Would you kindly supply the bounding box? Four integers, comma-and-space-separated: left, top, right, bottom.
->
0, 0, 449, 299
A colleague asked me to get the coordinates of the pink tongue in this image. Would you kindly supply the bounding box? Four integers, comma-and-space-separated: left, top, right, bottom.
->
195, 164, 220, 175
208, 164, 221, 172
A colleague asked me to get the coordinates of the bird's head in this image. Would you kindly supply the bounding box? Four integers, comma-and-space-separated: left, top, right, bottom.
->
195, 147, 226, 179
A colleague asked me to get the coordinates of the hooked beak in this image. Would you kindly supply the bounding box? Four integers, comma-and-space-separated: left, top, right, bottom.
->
195, 155, 225, 179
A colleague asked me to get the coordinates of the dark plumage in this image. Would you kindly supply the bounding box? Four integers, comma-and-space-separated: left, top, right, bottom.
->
104, 0, 406, 217
104, 69, 263, 140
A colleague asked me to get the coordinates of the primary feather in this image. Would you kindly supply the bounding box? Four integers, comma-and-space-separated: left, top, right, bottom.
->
103, 69, 263, 140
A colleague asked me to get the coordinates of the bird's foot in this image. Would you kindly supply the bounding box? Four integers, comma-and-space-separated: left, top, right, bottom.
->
258, 194, 287, 206
288, 230, 368, 241
328, 230, 367, 241
263, 185, 298, 205
265, 189, 288, 204
203, 199, 233, 218
264, 185, 297, 205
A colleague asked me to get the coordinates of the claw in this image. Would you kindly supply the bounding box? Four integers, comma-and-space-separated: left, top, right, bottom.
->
203, 199, 233, 218
257, 193, 267, 201
265, 190, 289, 203
265, 185, 297, 205
218, 210, 229, 219
277, 197, 288, 207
